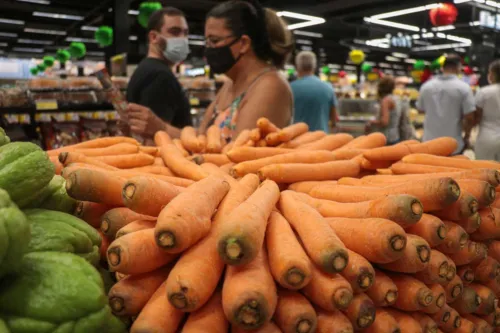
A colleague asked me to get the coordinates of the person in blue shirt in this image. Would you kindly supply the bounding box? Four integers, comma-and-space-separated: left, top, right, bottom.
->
291, 51, 338, 132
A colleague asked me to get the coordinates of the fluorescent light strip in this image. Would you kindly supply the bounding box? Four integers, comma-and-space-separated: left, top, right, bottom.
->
446, 34, 472, 44
296, 39, 313, 45
486, 0, 500, 8
422, 32, 434, 38
386, 56, 401, 62
392, 52, 408, 58
470, 21, 481, 26
0, 42, 7, 47
189, 40, 205, 46
432, 25, 455, 31
33, 11, 83, 21
0, 18, 25, 25
344, 65, 357, 70
300, 45, 313, 51
404, 58, 417, 64
454, 0, 472, 3
81, 26, 98, 31
17, 0, 50, 4
371, 3, 442, 20
25, 27, 66, 35
66, 37, 97, 43
414, 40, 431, 45
413, 42, 471, 51
363, 17, 420, 32
129, 35, 138, 41
128, 10, 139, 15
436, 32, 447, 38
293, 30, 323, 38
188, 34, 204, 40
18, 38, 53, 45
379, 63, 392, 68
13, 47, 43, 52
0, 32, 18, 37
328, 64, 341, 68
277, 11, 325, 31
364, 61, 376, 66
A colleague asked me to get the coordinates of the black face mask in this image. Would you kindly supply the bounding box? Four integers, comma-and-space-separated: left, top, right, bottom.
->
204, 37, 242, 74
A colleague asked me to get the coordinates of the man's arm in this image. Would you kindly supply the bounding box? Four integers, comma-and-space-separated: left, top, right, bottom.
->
329, 88, 338, 130
462, 87, 477, 147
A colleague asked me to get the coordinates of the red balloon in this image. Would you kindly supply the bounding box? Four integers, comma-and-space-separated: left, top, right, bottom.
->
421, 68, 432, 83
339, 70, 347, 78
429, 4, 458, 26
463, 66, 473, 75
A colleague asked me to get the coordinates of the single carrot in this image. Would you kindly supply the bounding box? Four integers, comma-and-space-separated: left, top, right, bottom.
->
266, 211, 312, 290
434, 193, 479, 222
414, 250, 450, 285
366, 269, 398, 307
220, 162, 235, 175
457, 180, 496, 208
448, 241, 488, 266
403, 153, 500, 170
406, 214, 447, 248
363, 137, 458, 162
431, 304, 452, 328
391, 162, 462, 175
297, 134, 353, 151
265, 132, 281, 146
386, 273, 434, 311
200, 163, 239, 188
326, 217, 407, 264
59, 151, 118, 170
231, 150, 336, 178
471, 208, 500, 241
107, 228, 178, 275
227, 147, 294, 163
165, 174, 260, 312
274, 290, 317, 333
445, 274, 464, 304
115, 272, 127, 281
93, 153, 155, 169
360, 157, 395, 171
231, 321, 282, 333
281, 131, 327, 149
439, 306, 462, 332
181, 291, 228, 333
154, 157, 166, 166
331, 148, 366, 161
257, 117, 280, 135
456, 318, 479, 333
206, 125, 223, 153
457, 266, 475, 286
249, 128, 262, 142
100, 207, 156, 240
130, 280, 184, 333
108, 265, 172, 316
171, 138, 190, 157
309, 178, 460, 212
302, 264, 353, 311
436, 221, 469, 254
377, 168, 393, 175
74, 201, 113, 228
216, 180, 279, 265
127, 165, 174, 177
156, 175, 230, 253
341, 293, 376, 330
277, 123, 309, 142
47, 136, 139, 155
462, 314, 494, 333
450, 286, 482, 315
378, 234, 431, 273
116, 220, 156, 238
470, 256, 500, 283
192, 153, 231, 166
488, 241, 500, 263
154, 130, 173, 146
470, 283, 498, 316
98, 230, 110, 263
160, 143, 209, 181
73, 143, 139, 157
197, 134, 207, 153
446, 258, 457, 282
342, 133, 387, 149
412, 312, 439, 333
50, 155, 63, 175
315, 309, 353, 333
280, 191, 349, 273
222, 245, 277, 330
457, 212, 482, 234
364, 308, 400, 333
65, 168, 126, 206
288, 181, 337, 194
422, 284, 447, 315
341, 249, 375, 294
492, 196, 500, 209
479, 307, 500, 327
180, 126, 202, 153
233, 129, 252, 147
139, 145, 159, 156
256, 139, 267, 147
295, 193, 422, 228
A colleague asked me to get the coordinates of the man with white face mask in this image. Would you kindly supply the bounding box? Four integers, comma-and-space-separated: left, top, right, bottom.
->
126, 7, 192, 138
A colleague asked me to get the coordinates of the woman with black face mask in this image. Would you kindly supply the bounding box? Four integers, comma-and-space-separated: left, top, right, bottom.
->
125, 0, 294, 142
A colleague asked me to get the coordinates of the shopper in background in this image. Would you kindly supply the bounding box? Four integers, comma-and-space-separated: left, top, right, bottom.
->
291, 51, 337, 132
474, 59, 500, 161
366, 76, 402, 145
417, 54, 476, 154
126, 7, 192, 139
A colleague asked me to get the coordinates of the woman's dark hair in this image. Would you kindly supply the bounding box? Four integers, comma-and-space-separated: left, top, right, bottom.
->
489, 59, 500, 83
207, 0, 293, 68
378, 76, 396, 98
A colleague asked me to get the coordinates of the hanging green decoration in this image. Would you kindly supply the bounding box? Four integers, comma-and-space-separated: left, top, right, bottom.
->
95, 26, 113, 47
321, 66, 330, 75
413, 60, 426, 71
138, 2, 162, 28
37, 63, 46, 72
464, 56, 470, 65
56, 49, 71, 64
287, 68, 295, 76
43, 56, 55, 67
69, 42, 87, 59
361, 63, 372, 73
29, 67, 39, 76
431, 59, 441, 70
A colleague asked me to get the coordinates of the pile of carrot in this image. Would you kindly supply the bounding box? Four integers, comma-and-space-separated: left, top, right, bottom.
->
50, 118, 500, 333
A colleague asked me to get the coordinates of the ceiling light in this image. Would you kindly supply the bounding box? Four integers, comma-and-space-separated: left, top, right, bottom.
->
189, 40, 205, 46
13, 47, 44, 53
379, 63, 392, 68
277, 11, 326, 30
25, 27, 66, 35
470, 21, 481, 26
18, 38, 53, 45
364, 61, 376, 66
363, 17, 420, 32
422, 32, 435, 38
404, 58, 417, 64
17, 0, 50, 4
65, 37, 96, 43
129, 35, 138, 41
432, 25, 455, 31
436, 32, 447, 38
344, 65, 357, 70
414, 40, 431, 45
413, 43, 471, 51
393, 65, 405, 69
454, 0, 472, 3
33, 12, 83, 21
188, 34, 204, 40
456, 47, 467, 52
485, 0, 500, 8
0, 42, 7, 47
412, 34, 421, 39
300, 45, 313, 51
81, 26, 98, 31
0, 32, 18, 38
397, 71, 407, 75
293, 30, 323, 38
392, 52, 408, 58
0, 18, 25, 25
296, 39, 313, 45
128, 10, 139, 15
328, 64, 341, 68
371, 4, 442, 20
386, 56, 401, 62
446, 34, 472, 44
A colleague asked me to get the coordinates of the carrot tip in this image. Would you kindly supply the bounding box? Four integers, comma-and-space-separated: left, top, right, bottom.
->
59, 152, 68, 164
235, 301, 264, 329
101, 219, 110, 233
411, 200, 423, 217
442, 312, 451, 323
223, 238, 243, 261
331, 253, 348, 272
390, 235, 406, 252
470, 200, 479, 214
446, 267, 456, 281
123, 183, 136, 200
449, 180, 461, 202
417, 245, 431, 263
438, 263, 449, 278
495, 267, 500, 277
475, 295, 482, 307
109, 297, 124, 313
74, 201, 84, 217
436, 294, 445, 308
66, 173, 77, 193
358, 314, 375, 329
333, 288, 353, 309
437, 226, 447, 240
169, 293, 188, 310
285, 268, 306, 288
453, 317, 461, 328
421, 294, 434, 307
107, 247, 121, 267
297, 320, 313, 333
358, 273, 374, 290
451, 285, 462, 298
385, 290, 398, 305
488, 186, 496, 201
464, 270, 474, 283
157, 231, 176, 249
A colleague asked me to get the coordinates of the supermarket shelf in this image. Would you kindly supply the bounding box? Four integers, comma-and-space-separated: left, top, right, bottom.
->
0, 103, 114, 114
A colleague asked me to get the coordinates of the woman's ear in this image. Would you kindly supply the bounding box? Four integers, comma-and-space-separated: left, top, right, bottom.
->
239, 35, 252, 54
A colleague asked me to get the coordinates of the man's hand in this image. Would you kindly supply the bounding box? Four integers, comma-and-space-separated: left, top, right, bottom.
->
126, 103, 166, 137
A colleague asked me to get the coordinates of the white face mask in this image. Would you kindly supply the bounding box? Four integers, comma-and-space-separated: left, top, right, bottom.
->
162, 37, 190, 64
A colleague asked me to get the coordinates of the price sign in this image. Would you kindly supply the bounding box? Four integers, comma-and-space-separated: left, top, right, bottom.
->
35, 100, 58, 111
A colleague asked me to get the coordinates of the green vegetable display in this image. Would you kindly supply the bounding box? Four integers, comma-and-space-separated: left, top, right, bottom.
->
19, 175, 77, 213
0, 128, 10, 147
0, 189, 31, 279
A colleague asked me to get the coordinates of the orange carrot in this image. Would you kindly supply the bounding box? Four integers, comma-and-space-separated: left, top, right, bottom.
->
457, 179, 496, 208
231, 321, 282, 333
387, 273, 434, 311
377, 168, 393, 175
171, 138, 189, 157
406, 214, 447, 248
257, 117, 280, 135
222, 246, 277, 330
436, 221, 469, 254
431, 304, 452, 327
403, 153, 500, 170
302, 264, 353, 311
227, 147, 294, 163
154, 130, 173, 146
93, 153, 155, 169
470, 256, 500, 283
489, 241, 500, 263
295, 193, 422, 228
471, 208, 500, 241
160, 143, 209, 181
182, 291, 228, 333
457, 212, 482, 234
378, 234, 431, 273
278, 123, 309, 142
100, 207, 156, 240
108, 265, 172, 316
111, 168, 193, 187
72, 143, 139, 157
340, 249, 375, 294
274, 290, 317, 333
479, 307, 500, 327
265, 132, 281, 146
414, 250, 450, 285
492, 196, 500, 209
456, 318, 478, 333
139, 146, 159, 156
309, 178, 460, 212
197, 134, 207, 153
433, 193, 478, 222
155, 175, 230, 253
448, 241, 488, 266
50, 155, 63, 175
360, 157, 395, 171
65, 168, 126, 206
342, 133, 387, 149
422, 284, 447, 315
470, 283, 498, 316
200, 163, 239, 188
363, 137, 458, 162
116, 220, 156, 238
326, 217, 407, 264
450, 286, 482, 315
107, 229, 178, 275
233, 129, 252, 147
266, 211, 312, 290
98, 230, 110, 263
127, 165, 174, 177
457, 266, 475, 286
316, 309, 353, 333
391, 162, 462, 175
439, 306, 462, 332
288, 181, 337, 194
206, 125, 222, 153
165, 174, 260, 312
280, 191, 349, 273
231, 150, 336, 178
180, 126, 202, 153
445, 274, 464, 304
256, 139, 267, 147
331, 148, 366, 161
59, 152, 118, 170
217, 180, 280, 265
220, 162, 235, 175
47, 136, 140, 155
74, 201, 113, 228
281, 131, 327, 148
342, 293, 375, 330
366, 269, 398, 307
154, 157, 166, 166
412, 312, 439, 333
258, 159, 361, 183
446, 257, 457, 283
130, 280, 184, 333
192, 153, 231, 166
462, 314, 494, 333
297, 134, 353, 151
364, 309, 400, 333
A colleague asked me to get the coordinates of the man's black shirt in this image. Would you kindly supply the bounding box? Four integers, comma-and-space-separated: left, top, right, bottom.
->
127, 58, 192, 128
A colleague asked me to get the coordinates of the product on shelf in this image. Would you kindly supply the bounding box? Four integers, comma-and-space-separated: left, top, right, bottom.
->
28, 78, 61, 91
61, 77, 103, 91
63, 91, 98, 104
0, 87, 31, 107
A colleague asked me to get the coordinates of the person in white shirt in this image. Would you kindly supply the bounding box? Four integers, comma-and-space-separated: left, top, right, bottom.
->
474, 60, 500, 161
